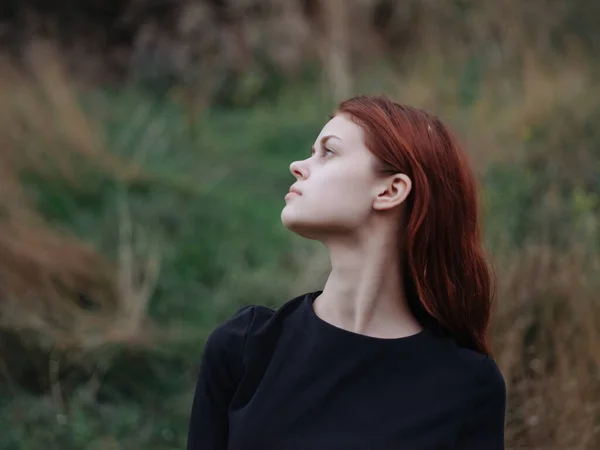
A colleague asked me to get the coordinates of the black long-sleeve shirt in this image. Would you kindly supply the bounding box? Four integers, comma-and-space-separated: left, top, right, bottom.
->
187, 291, 506, 450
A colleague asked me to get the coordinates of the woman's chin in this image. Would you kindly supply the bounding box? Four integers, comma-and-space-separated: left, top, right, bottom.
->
281, 211, 321, 240
280, 209, 302, 232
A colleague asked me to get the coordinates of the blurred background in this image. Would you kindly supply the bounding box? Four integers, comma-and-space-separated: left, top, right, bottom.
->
0, 0, 599, 449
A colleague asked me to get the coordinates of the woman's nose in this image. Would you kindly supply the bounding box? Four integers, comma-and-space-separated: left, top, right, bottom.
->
290, 160, 308, 179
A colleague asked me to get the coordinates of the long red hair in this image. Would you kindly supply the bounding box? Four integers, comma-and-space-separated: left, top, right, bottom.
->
336, 95, 494, 356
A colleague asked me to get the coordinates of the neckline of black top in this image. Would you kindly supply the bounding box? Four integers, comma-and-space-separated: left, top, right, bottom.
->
301, 290, 431, 347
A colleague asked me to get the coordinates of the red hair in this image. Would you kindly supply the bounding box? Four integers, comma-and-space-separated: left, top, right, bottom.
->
336, 95, 494, 356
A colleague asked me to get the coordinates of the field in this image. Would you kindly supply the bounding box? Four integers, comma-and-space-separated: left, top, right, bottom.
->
1, 2, 600, 448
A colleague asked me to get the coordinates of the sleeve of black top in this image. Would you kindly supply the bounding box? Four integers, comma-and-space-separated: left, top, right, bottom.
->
186, 306, 255, 450
455, 356, 507, 450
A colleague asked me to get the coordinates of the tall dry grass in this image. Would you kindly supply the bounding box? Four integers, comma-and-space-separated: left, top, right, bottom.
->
492, 245, 600, 449
0, 43, 162, 397
5, 1, 595, 105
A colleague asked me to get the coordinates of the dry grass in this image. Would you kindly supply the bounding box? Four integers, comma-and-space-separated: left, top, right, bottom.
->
0, 43, 162, 393
492, 244, 600, 449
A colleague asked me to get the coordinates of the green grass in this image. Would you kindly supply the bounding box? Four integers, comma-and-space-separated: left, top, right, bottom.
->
1, 84, 330, 450
2, 75, 599, 449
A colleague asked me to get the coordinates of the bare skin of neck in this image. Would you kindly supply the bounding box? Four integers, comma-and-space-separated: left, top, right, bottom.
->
314, 218, 423, 339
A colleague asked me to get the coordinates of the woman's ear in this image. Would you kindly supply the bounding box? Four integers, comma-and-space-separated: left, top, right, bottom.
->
373, 173, 412, 211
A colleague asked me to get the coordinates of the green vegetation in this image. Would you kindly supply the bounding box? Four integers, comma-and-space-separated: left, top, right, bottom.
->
1, 2, 599, 448
0, 65, 330, 450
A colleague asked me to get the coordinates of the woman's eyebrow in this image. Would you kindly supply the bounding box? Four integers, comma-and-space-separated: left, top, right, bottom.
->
312, 134, 341, 152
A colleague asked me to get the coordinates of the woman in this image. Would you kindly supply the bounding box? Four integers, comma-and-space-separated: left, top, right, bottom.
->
187, 95, 506, 450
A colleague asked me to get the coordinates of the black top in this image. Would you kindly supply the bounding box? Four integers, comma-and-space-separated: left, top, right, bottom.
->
187, 291, 506, 450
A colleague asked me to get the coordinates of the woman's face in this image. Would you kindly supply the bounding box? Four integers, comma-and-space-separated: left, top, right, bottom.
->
281, 113, 389, 240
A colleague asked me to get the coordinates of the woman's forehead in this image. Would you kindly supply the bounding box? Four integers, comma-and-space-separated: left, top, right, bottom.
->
316, 114, 365, 146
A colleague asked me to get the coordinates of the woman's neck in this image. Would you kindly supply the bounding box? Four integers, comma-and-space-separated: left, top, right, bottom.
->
315, 230, 422, 339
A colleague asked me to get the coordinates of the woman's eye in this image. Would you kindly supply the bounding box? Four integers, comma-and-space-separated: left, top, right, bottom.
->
323, 147, 334, 156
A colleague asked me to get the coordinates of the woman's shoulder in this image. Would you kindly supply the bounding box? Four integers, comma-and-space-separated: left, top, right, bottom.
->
425, 331, 506, 400
469, 352, 506, 404
445, 342, 506, 407
203, 292, 310, 357
455, 343, 505, 386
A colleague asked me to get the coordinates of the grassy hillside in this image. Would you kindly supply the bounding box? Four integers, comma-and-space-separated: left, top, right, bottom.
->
0, 40, 599, 449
